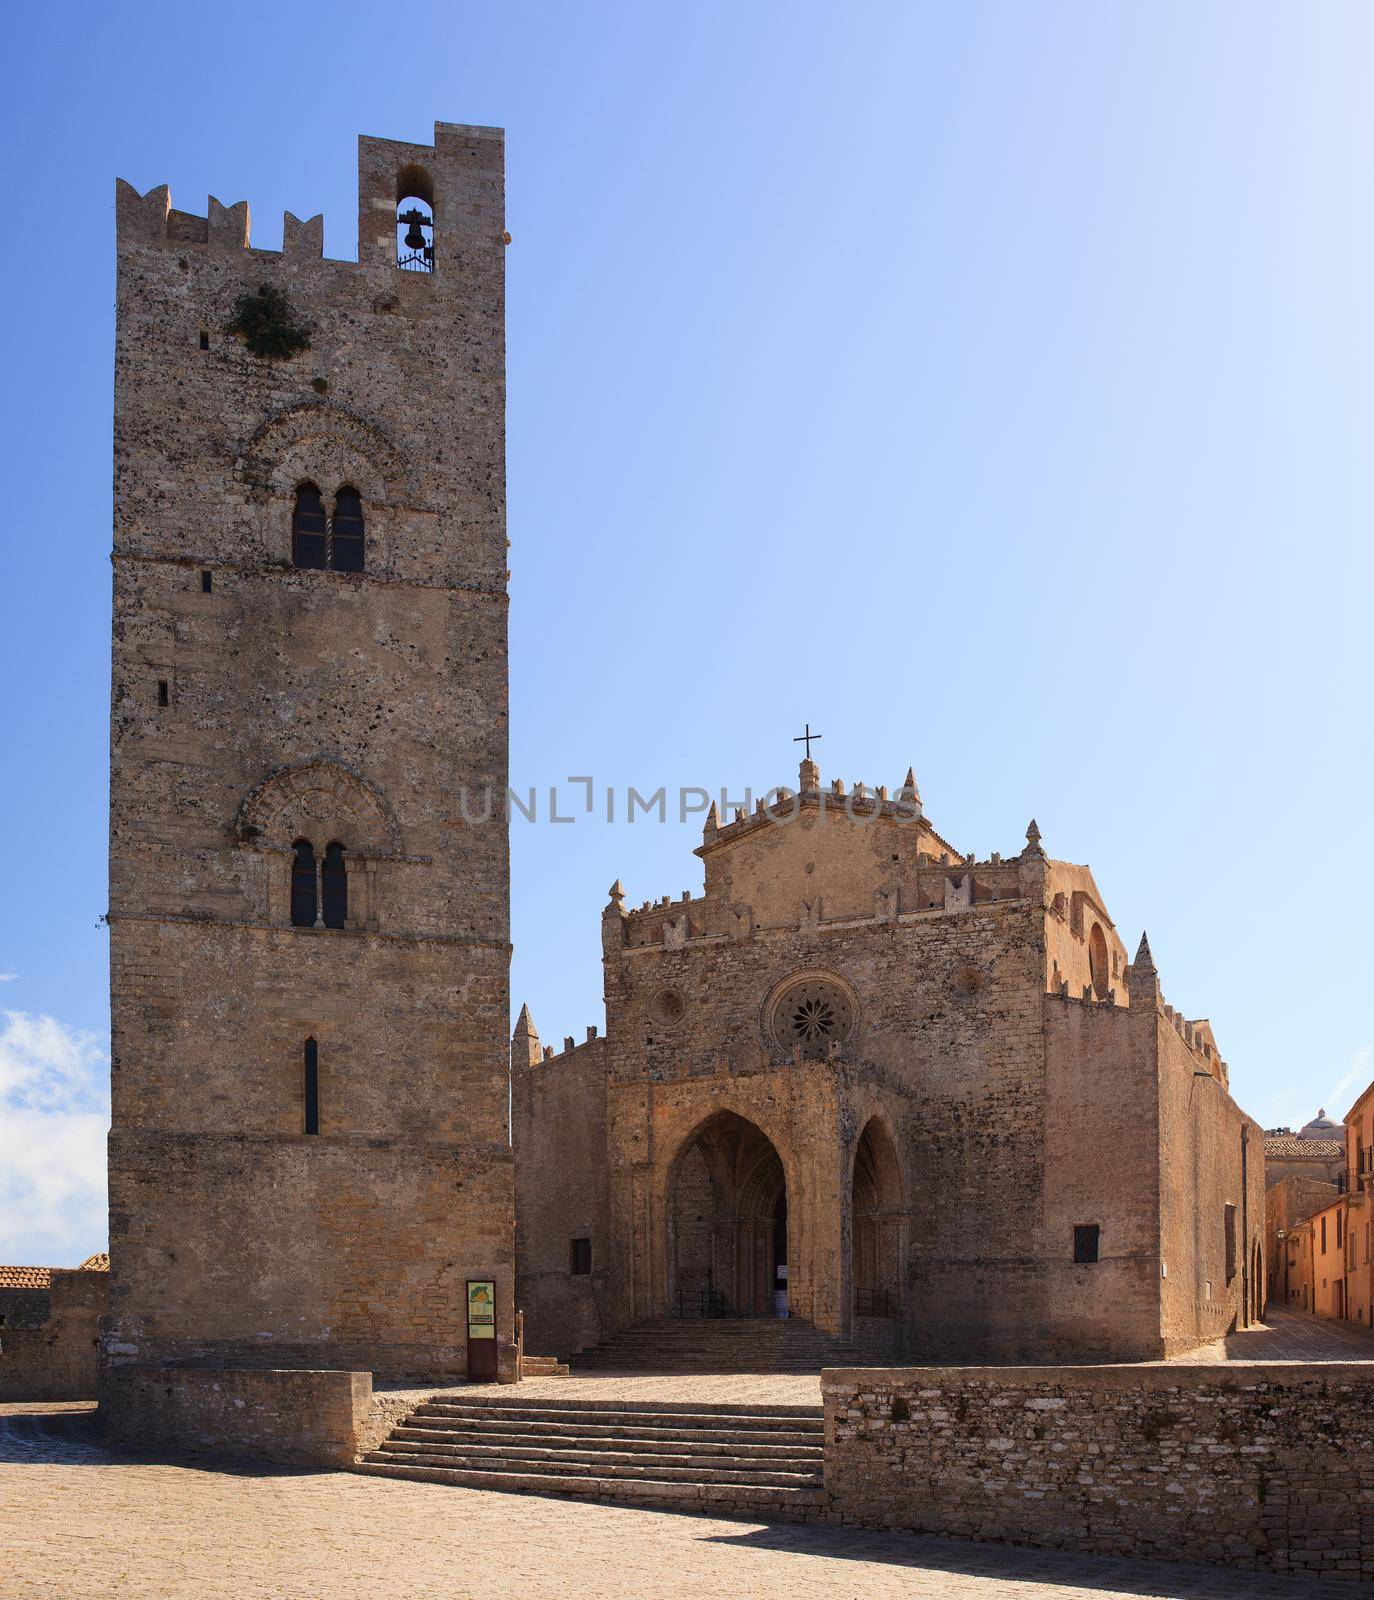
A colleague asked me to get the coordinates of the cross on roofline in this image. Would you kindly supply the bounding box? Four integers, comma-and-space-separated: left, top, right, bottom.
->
793, 723, 823, 760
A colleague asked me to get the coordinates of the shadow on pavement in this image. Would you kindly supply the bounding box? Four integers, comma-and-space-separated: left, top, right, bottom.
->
699, 1521, 1350, 1598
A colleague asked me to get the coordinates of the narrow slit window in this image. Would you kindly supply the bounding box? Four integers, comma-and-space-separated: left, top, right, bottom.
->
330, 488, 365, 573
570, 1238, 593, 1275
291, 483, 328, 569
290, 839, 317, 928
201, 571, 212, 594
303, 1038, 319, 1135
157, 679, 169, 707
321, 841, 347, 929
1073, 1224, 1099, 1264
198, 331, 209, 350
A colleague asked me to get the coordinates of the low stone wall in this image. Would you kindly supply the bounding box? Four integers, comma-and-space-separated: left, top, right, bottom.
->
102, 1366, 372, 1468
0, 1271, 106, 1401
822, 1362, 1374, 1583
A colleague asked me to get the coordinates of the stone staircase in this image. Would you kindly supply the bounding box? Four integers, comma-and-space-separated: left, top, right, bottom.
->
356, 1394, 828, 1518
569, 1315, 901, 1373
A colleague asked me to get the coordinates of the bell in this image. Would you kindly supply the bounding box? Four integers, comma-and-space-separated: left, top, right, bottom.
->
399, 208, 428, 251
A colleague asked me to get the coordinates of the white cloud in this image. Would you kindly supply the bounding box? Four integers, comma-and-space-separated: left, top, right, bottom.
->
0, 973, 17, 982
0, 1011, 109, 1266
1260, 1043, 1374, 1131
1327, 1043, 1374, 1124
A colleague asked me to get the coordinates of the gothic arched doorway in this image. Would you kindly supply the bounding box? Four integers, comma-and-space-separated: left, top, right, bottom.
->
669, 1112, 787, 1318
851, 1117, 903, 1319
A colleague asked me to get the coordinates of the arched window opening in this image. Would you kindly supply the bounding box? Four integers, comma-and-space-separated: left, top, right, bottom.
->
291, 483, 327, 569
303, 1038, 319, 1136
396, 167, 434, 273
1089, 922, 1110, 1000
322, 841, 347, 930
330, 488, 365, 573
290, 840, 317, 928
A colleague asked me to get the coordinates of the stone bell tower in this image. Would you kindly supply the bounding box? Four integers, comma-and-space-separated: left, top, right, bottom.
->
105, 125, 515, 1385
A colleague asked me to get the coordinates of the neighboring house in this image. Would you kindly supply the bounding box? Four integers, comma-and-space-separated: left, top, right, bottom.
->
1267, 1175, 1338, 1309
1272, 1086, 1374, 1332
1345, 1081, 1374, 1327
1304, 1197, 1348, 1321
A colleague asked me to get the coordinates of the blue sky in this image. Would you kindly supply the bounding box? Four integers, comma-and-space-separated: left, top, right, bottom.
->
2, 2, 1372, 1263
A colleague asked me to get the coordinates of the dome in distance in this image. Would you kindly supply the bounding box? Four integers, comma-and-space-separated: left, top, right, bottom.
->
1299, 1108, 1345, 1141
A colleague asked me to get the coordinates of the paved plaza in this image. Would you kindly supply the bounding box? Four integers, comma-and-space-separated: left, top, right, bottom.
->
0, 1404, 1353, 1600
3, 1310, 1370, 1600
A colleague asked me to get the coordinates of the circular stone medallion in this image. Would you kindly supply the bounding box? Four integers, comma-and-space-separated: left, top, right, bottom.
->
769, 975, 855, 1060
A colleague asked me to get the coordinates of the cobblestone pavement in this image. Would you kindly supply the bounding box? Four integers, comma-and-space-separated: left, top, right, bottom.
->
0, 1403, 1353, 1600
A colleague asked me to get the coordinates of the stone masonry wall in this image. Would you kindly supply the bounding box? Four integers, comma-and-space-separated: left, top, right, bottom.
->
823, 1362, 1374, 1582
513, 1037, 610, 1360
104, 1366, 371, 1467
0, 1271, 106, 1401
106, 1127, 513, 1376
1039, 995, 1162, 1360
1156, 1006, 1266, 1350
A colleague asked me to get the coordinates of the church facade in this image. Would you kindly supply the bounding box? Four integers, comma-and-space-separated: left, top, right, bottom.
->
514, 757, 1265, 1364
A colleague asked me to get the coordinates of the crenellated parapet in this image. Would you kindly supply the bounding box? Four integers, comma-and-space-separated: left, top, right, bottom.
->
510, 1003, 605, 1072
1049, 928, 1231, 1085
609, 848, 1043, 955
116, 180, 324, 260
607, 759, 1051, 955
116, 121, 506, 268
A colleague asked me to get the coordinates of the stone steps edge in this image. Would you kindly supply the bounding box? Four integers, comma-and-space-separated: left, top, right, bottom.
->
393, 1427, 821, 1454
414, 1400, 823, 1421
354, 1460, 829, 1505
383, 1444, 822, 1468
365, 1452, 821, 1488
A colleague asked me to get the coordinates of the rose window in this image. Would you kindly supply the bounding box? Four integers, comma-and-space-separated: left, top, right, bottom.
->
771, 978, 854, 1059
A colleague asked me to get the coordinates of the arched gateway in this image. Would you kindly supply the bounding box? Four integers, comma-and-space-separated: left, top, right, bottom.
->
669, 1112, 788, 1318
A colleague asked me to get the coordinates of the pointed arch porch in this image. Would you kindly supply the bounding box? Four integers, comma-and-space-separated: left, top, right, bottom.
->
846, 1110, 910, 1334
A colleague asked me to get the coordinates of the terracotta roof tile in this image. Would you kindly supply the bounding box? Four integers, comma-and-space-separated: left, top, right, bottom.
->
1265, 1136, 1343, 1160
0, 1266, 52, 1289
78, 1253, 110, 1272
